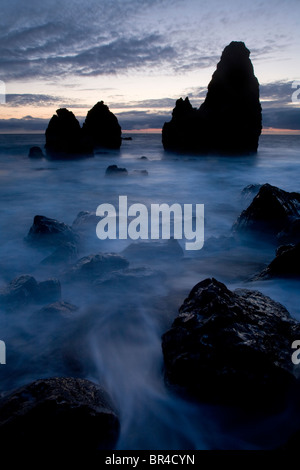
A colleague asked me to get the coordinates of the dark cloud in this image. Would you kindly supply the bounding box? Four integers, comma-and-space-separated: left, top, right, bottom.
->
0, 116, 48, 133
5, 93, 91, 108
262, 107, 300, 130
260, 81, 296, 107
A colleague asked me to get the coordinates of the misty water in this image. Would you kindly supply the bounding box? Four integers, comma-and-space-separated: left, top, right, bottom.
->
0, 133, 300, 449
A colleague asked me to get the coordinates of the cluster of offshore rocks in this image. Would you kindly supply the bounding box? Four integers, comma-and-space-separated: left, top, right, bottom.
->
29, 41, 262, 159
0, 182, 300, 450
29, 101, 122, 159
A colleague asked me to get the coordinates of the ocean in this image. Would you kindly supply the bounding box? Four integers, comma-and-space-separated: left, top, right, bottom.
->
0, 132, 299, 449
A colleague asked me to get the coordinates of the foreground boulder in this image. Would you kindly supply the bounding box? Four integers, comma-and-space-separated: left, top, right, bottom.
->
0, 377, 119, 451
162, 278, 300, 410
45, 108, 93, 157
64, 253, 129, 282
26, 215, 79, 247
233, 183, 300, 238
162, 41, 262, 154
256, 243, 300, 279
82, 101, 122, 149
0, 275, 61, 309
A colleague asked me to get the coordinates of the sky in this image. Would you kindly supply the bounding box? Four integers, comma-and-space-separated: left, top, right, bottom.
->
0, 0, 299, 133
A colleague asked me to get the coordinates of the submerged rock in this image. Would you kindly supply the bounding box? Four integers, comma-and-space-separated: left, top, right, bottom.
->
45, 108, 93, 157
82, 101, 121, 149
28, 146, 44, 158
0, 275, 61, 309
0, 377, 120, 451
162, 278, 300, 410
37, 300, 78, 318
41, 242, 78, 265
95, 267, 165, 290
162, 41, 262, 154
26, 215, 79, 247
64, 253, 129, 282
105, 164, 128, 176
122, 239, 184, 263
233, 183, 300, 238
72, 211, 98, 232
256, 243, 300, 279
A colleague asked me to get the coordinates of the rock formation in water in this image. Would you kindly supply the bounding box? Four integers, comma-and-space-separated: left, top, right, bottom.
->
162, 278, 300, 410
162, 41, 262, 154
82, 101, 122, 149
0, 377, 120, 452
255, 243, 300, 279
0, 275, 61, 310
45, 108, 93, 157
26, 215, 79, 247
233, 183, 300, 239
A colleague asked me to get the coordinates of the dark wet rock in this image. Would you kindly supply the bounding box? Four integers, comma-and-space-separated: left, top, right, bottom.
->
105, 164, 128, 176
233, 183, 300, 238
162, 278, 300, 410
140, 156, 148, 160
28, 146, 44, 158
241, 183, 263, 199
95, 267, 165, 290
0, 377, 120, 451
162, 41, 262, 154
255, 243, 300, 279
132, 169, 148, 176
277, 218, 300, 245
82, 101, 121, 149
64, 253, 129, 282
37, 301, 78, 318
0, 275, 61, 309
45, 108, 93, 157
41, 242, 78, 265
26, 215, 79, 247
122, 239, 184, 263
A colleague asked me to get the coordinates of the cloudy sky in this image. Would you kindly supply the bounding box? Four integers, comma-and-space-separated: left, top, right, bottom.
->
0, 0, 299, 133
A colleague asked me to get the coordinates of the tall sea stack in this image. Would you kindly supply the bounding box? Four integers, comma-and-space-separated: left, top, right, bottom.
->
82, 101, 122, 149
162, 41, 262, 154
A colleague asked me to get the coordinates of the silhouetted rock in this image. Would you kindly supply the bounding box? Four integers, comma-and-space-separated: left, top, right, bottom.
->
162, 278, 299, 410
26, 215, 79, 247
45, 108, 93, 157
255, 243, 300, 279
28, 146, 44, 158
140, 156, 148, 160
233, 183, 300, 238
122, 136, 132, 141
82, 101, 121, 149
0, 275, 61, 309
162, 42, 262, 154
64, 253, 129, 282
0, 377, 120, 452
105, 164, 128, 176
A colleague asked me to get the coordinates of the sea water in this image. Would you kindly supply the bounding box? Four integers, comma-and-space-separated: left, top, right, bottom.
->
0, 133, 299, 449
